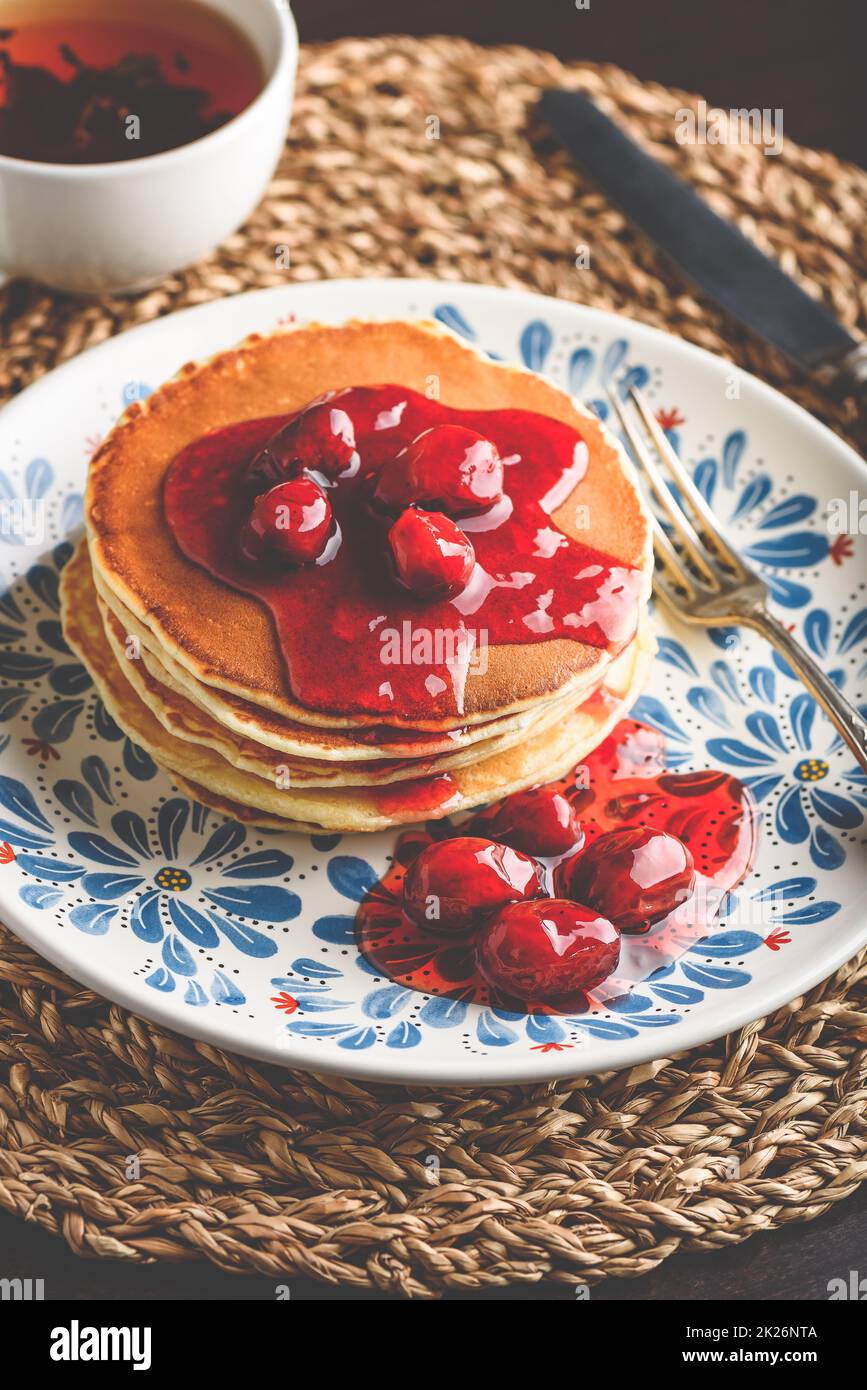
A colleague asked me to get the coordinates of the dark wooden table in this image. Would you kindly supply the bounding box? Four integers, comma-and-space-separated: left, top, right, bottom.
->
2, 1182, 865, 1300
2, 0, 864, 1303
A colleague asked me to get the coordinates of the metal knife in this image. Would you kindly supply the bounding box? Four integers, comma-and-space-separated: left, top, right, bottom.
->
539, 88, 867, 403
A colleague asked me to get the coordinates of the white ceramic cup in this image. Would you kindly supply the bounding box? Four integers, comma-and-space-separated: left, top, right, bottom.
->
0, 0, 298, 294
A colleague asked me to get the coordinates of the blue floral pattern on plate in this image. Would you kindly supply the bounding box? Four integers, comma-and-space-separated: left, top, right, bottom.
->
0, 281, 863, 1082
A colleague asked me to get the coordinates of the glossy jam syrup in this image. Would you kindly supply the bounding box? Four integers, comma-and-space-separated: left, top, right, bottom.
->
0, 1, 262, 164
164, 386, 645, 721
372, 773, 461, 818
403, 836, 542, 935
354, 719, 758, 1014
476, 899, 621, 1000
556, 825, 695, 933
387, 506, 475, 600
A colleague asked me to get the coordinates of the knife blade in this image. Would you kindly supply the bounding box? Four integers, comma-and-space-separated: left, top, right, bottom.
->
539, 87, 867, 401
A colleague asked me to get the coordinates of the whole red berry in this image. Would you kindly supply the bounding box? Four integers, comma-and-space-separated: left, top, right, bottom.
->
557, 826, 695, 933
373, 424, 504, 518
241, 476, 333, 565
472, 786, 583, 858
246, 398, 358, 493
476, 899, 620, 1000
388, 508, 475, 600
403, 836, 542, 934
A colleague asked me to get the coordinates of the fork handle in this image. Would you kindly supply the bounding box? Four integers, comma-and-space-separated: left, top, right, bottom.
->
748, 611, 867, 773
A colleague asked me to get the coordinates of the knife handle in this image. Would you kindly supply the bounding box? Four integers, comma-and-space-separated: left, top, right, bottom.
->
539, 88, 863, 406
829, 342, 867, 404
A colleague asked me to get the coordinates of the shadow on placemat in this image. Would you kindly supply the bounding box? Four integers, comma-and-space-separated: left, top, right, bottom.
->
0, 37, 866, 1296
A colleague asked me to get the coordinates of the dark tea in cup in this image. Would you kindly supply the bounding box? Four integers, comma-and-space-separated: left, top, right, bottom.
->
0, 0, 264, 163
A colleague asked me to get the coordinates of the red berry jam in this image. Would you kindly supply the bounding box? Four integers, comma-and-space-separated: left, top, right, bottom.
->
372, 424, 504, 518
471, 786, 583, 859
354, 720, 758, 1013
557, 826, 695, 933
403, 835, 542, 935
373, 772, 461, 818
388, 508, 475, 600
240, 476, 334, 566
246, 396, 360, 494
476, 899, 620, 1001
164, 385, 646, 719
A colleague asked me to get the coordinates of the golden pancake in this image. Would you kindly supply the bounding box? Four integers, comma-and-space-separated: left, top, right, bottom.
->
61, 537, 655, 831
93, 558, 586, 760
86, 319, 653, 726
95, 564, 592, 787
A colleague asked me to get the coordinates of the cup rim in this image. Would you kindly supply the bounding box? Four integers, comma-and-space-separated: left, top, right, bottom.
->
0, 0, 297, 180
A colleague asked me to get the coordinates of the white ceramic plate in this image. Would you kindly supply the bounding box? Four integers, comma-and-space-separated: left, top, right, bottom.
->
1, 279, 865, 1084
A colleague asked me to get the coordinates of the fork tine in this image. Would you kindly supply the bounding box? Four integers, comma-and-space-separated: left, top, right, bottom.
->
628, 387, 750, 576
606, 387, 721, 589
651, 569, 700, 622
647, 514, 700, 601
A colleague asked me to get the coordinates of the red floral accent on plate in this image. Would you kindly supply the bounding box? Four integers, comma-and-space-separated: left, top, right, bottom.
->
530, 1041, 574, 1053
764, 928, 791, 951
0, 842, 15, 865
271, 991, 299, 1014
655, 408, 685, 430
22, 738, 60, 761
830, 535, 854, 566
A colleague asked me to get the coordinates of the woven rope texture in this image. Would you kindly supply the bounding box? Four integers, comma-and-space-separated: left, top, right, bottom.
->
0, 37, 865, 1295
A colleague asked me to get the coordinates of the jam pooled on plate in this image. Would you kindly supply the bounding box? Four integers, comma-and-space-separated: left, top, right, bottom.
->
353, 719, 758, 1011
471, 784, 584, 859
402, 836, 543, 936
476, 899, 621, 1000
556, 826, 696, 934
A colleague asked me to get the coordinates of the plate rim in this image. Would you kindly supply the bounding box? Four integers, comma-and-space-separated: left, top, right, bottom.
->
1, 275, 865, 1085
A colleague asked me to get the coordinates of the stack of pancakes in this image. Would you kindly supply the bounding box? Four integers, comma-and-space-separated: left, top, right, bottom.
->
63, 320, 655, 832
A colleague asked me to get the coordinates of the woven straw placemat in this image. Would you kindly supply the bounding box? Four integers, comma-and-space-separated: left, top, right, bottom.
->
1, 37, 866, 1297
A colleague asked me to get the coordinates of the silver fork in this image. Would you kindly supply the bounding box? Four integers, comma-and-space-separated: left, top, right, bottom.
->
607, 384, 867, 773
